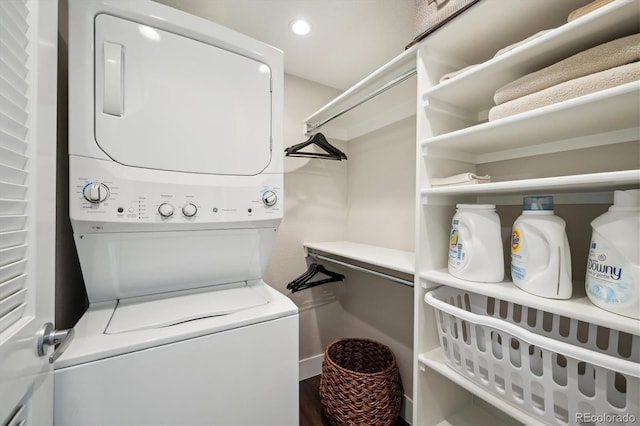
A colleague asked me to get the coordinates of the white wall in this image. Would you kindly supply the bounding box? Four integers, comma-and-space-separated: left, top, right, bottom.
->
263, 74, 348, 362
346, 117, 416, 250
342, 116, 416, 400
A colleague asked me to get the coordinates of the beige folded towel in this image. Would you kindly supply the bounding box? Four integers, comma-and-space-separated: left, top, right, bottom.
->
488, 61, 640, 121
494, 29, 555, 58
494, 33, 640, 105
568, 0, 614, 22
432, 172, 491, 187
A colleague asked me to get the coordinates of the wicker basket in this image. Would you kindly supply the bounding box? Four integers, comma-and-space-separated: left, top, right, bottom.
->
319, 338, 403, 426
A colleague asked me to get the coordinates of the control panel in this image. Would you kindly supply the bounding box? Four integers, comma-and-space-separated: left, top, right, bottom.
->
70, 156, 282, 232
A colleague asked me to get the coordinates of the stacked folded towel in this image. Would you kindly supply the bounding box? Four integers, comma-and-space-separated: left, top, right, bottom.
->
568, 0, 614, 22
431, 172, 491, 187
489, 33, 640, 120
489, 62, 640, 121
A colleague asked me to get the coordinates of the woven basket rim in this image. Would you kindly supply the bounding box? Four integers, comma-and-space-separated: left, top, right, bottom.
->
324, 337, 398, 377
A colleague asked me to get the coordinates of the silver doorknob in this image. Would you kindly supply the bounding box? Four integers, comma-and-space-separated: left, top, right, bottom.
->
36, 322, 74, 364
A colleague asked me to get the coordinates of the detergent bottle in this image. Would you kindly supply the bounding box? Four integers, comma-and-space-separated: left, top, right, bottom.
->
448, 204, 504, 283
511, 196, 572, 298
586, 189, 640, 319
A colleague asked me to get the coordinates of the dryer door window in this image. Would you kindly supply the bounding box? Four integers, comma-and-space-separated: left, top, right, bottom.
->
94, 14, 272, 176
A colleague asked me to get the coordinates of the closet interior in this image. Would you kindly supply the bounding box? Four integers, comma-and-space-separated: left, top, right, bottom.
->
304, 0, 640, 424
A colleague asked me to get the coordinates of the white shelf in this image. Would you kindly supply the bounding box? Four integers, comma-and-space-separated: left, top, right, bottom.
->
418, 0, 592, 73
303, 46, 417, 141
421, 83, 640, 163
423, 0, 640, 114
435, 404, 516, 426
420, 269, 640, 336
303, 241, 414, 276
421, 169, 640, 199
418, 349, 536, 426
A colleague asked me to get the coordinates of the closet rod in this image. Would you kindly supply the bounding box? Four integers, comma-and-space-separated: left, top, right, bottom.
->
308, 252, 414, 288
305, 68, 417, 134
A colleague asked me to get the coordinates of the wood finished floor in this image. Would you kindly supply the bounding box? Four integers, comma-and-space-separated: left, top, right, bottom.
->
299, 375, 409, 426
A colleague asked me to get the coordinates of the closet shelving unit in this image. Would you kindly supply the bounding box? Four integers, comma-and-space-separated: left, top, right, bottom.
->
415, 0, 640, 424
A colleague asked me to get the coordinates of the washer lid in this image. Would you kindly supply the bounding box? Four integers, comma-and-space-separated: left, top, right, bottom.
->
106, 283, 269, 334
94, 14, 273, 176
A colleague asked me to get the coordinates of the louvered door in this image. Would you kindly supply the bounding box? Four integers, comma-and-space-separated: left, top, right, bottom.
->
0, 0, 57, 424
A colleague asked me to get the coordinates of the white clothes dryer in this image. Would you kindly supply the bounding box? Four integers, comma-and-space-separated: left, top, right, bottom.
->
55, 1, 298, 425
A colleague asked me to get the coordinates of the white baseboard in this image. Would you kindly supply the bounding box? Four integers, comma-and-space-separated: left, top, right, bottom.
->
401, 394, 413, 425
299, 353, 324, 381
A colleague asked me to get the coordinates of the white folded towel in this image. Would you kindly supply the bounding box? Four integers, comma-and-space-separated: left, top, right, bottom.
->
431, 172, 491, 187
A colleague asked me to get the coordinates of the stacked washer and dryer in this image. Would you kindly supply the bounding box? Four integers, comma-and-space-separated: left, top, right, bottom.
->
55, 1, 299, 424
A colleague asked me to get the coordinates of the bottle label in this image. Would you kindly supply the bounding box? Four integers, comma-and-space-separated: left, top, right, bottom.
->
585, 239, 631, 305
448, 219, 466, 270
511, 227, 526, 281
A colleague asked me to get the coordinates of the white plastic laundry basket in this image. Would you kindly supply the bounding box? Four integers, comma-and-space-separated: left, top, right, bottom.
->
425, 286, 640, 425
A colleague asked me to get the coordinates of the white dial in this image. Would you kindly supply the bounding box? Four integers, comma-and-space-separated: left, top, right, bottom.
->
182, 203, 197, 217
83, 182, 109, 203
262, 190, 278, 207
158, 202, 174, 218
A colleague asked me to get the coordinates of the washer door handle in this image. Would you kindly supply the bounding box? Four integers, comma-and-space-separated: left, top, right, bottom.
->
36, 322, 75, 364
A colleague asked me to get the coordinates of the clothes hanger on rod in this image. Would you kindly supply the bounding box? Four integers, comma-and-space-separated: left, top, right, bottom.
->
287, 263, 345, 293
287, 263, 344, 292
286, 263, 317, 290
284, 133, 347, 161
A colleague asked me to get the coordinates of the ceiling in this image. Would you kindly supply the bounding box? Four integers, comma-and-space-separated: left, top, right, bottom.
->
154, 0, 416, 90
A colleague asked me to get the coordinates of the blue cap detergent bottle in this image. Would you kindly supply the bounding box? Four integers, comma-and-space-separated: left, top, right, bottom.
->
510, 196, 572, 299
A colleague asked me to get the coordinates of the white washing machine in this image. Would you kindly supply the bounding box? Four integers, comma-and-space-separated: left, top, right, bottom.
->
55, 1, 299, 425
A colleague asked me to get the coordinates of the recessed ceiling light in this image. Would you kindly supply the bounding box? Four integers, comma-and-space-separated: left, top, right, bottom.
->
290, 19, 311, 36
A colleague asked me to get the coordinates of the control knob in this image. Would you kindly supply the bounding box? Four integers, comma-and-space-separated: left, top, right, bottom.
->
158, 202, 174, 218
83, 182, 109, 204
182, 203, 197, 217
262, 190, 278, 207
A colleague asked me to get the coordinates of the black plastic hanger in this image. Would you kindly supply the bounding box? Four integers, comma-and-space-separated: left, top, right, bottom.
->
284, 133, 347, 161
287, 263, 345, 293
286, 263, 317, 290
287, 263, 327, 290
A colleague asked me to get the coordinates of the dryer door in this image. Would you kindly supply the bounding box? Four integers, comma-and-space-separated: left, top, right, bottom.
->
94, 14, 272, 176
